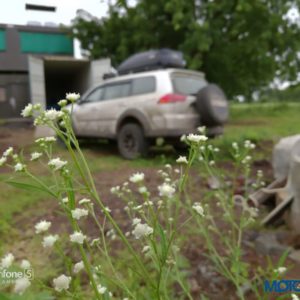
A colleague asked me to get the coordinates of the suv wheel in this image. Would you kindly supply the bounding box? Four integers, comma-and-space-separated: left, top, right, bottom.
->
117, 123, 148, 159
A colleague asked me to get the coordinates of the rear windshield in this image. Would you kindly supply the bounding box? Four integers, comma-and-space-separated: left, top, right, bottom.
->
172, 74, 206, 95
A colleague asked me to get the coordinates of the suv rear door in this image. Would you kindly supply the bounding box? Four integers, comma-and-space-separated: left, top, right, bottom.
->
170, 71, 207, 114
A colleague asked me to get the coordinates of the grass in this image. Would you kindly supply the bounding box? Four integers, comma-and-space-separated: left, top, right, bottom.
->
0, 178, 44, 235
1, 102, 299, 236
227, 102, 300, 140
210, 102, 300, 159
0, 101, 299, 297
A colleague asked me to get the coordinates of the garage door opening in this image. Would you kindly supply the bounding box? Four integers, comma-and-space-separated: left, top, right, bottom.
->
44, 58, 90, 109
29, 55, 111, 111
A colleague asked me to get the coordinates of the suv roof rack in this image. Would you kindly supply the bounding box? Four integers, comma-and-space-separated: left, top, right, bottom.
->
102, 73, 117, 80
117, 48, 186, 75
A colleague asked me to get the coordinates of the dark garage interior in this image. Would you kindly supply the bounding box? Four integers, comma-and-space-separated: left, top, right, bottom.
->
44, 58, 90, 109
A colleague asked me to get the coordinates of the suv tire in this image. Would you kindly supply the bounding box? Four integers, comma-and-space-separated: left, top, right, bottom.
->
117, 123, 148, 159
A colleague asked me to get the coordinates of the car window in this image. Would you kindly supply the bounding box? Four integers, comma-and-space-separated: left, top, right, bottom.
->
172, 75, 206, 95
84, 87, 104, 102
103, 82, 131, 100
131, 77, 156, 95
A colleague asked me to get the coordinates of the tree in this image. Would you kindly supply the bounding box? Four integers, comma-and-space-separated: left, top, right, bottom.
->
71, 0, 300, 99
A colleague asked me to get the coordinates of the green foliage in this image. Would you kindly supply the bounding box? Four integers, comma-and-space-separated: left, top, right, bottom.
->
262, 83, 300, 102
71, 0, 300, 98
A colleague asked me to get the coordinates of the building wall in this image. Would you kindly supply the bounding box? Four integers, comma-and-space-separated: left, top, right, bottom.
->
0, 74, 29, 118
0, 24, 74, 118
0, 24, 74, 72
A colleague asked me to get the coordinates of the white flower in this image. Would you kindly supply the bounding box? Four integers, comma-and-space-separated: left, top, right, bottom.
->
42, 234, 59, 248
14, 163, 25, 172
110, 186, 120, 194
20, 259, 31, 269
132, 223, 153, 239
35, 220, 51, 234
232, 142, 238, 149
71, 208, 89, 220
14, 277, 31, 294
292, 294, 300, 300
30, 152, 42, 161
59, 120, 66, 127
62, 197, 68, 204
35, 138, 45, 144
244, 140, 255, 149
138, 186, 148, 194
70, 231, 86, 244
48, 158, 67, 171
158, 183, 176, 198
73, 261, 84, 274
79, 198, 91, 205
275, 266, 287, 274
45, 136, 56, 142
132, 218, 141, 225
133, 205, 143, 211
3, 147, 13, 157
187, 134, 208, 143
209, 160, 215, 166
197, 126, 206, 134
104, 206, 111, 213
192, 202, 204, 216
58, 99, 67, 107
66, 93, 80, 102
97, 284, 107, 294
35, 136, 56, 143
129, 172, 145, 183
0, 156, 7, 166
53, 274, 71, 292
95, 265, 101, 272
1, 253, 14, 268
242, 156, 252, 164
44, 109, 64, 121
142, 245, 150, 253
21, 104, 33, 118
176, 156, 188, 164
33, 103, 41, 110
180, 134, 186, 142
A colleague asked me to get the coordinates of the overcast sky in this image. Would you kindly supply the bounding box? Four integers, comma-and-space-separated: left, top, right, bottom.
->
0, 0, 107, 25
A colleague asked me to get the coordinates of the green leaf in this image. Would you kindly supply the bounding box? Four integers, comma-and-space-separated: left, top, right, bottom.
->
157, 224, 168, 262
5, 180, 55, 197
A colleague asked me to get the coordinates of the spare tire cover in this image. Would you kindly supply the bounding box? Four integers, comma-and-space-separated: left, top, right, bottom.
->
195, 84, 229, 126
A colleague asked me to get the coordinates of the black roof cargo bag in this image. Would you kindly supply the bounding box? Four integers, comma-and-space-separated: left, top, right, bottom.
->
117, 48, 186, 75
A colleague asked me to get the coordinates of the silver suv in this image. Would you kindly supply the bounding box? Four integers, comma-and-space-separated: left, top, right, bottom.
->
71, 68, 229, 159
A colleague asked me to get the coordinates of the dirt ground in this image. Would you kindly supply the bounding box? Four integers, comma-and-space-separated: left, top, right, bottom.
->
1, 126, 299, 299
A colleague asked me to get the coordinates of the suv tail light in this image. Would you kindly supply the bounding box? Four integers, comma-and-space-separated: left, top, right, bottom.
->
158, 93, 186, 104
